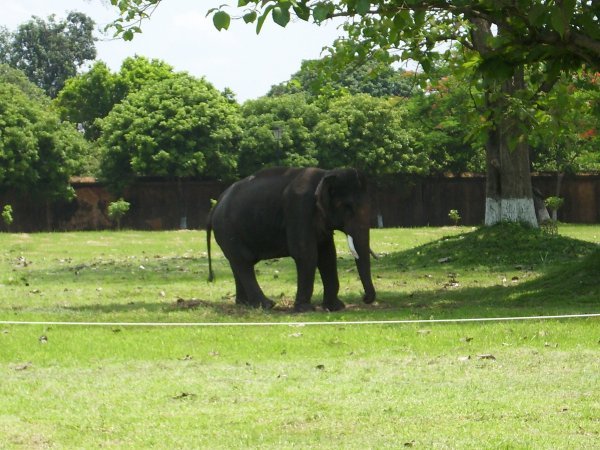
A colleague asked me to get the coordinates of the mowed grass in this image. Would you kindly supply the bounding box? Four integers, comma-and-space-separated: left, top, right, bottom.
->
1, 225, 599, 448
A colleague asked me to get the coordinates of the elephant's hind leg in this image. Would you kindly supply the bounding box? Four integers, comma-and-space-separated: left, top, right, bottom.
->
232, 271, 251, 306
232, 260, 275, 310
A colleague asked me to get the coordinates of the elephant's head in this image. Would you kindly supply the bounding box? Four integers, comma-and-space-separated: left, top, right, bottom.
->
316, 168, 376, 304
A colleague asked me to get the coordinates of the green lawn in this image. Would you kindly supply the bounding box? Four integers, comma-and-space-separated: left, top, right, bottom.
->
1, 225, 599, 448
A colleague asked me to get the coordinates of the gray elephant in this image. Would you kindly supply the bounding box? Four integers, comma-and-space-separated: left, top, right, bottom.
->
207, 167, 376, 312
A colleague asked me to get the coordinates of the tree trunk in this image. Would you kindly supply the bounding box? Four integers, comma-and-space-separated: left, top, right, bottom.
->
471, 18, 538, 227
483, 69, 538, 227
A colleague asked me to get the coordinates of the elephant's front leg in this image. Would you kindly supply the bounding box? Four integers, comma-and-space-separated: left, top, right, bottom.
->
293, 254, 318, 312
318, 237, 345, 312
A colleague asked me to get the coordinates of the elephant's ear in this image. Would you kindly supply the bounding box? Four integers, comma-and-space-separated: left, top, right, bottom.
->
315, 173, 336, 217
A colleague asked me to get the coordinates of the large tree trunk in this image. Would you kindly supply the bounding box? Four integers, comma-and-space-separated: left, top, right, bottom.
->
482, 70, 537, 226
471, 19, 538, 227
484, 124, 538, 227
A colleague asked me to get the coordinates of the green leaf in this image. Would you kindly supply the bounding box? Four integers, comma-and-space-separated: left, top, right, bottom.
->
550, 7, 566, 38
462, 53, 482, 70
313, 3, 333, 22
356, 0, 370, 15
256, 5, 274, 34
528, 4, 548, 27
563, 0, 577, 23
273, 6, 291, 27
243, 11, 257, 24
213, 11, 231, 31
237, 0, 251, 6
392, 10, 412, 30
293, 4, 311, 21
413, 9, 426, 27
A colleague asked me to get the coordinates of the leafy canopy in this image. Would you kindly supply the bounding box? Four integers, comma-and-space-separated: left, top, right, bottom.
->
99, 72, 241, 192
0, 64, 89, 200
315, 93, 423, 176
1, 12, 96, 97
269, 57, 417, 98
238, 94, 320, 176
55, 56, 174, 141
108, 1, 599, 83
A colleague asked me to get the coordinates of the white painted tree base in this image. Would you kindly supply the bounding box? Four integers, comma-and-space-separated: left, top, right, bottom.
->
485, 197, 538, 227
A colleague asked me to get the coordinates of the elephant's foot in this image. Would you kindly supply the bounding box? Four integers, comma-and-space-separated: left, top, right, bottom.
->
323, 298, 346, 312
260, 297, 275, 310
235, 296, 251, 306
362, 291, 376, 304
293, 302, 316, 313
236, 296, 274, 310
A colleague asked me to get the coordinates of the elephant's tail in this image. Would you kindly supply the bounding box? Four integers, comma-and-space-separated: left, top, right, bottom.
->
207, 209, 215, 282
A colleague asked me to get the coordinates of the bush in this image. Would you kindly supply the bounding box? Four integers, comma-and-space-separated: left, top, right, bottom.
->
448, 209, 461, 226
1, 205, 13, 231
107, 199, 130, 230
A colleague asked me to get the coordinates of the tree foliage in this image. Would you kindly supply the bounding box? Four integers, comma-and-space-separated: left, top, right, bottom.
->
108, 1, 599, 76
98, 72, 241, 192
1, 12, 96, 97
55, 56, 174, 141
0, 65, 89, 200
531, 71, 600, 173
315, 93, 423, 176
405, 65, 486, 174
238, 94, 320, 176
269, 58, 417, 98
55, 61, 126, 141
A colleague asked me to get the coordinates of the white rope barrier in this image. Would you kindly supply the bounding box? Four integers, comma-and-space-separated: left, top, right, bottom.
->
1, 313, 599, 328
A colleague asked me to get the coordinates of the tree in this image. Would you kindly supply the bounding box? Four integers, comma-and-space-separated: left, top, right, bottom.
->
315, 93, 422, 176
0, 65, 90, 205
269, 57, 416, 98
404, 65, 486, 174
2, 12, 96, 98
238, 94, 320, 176
98, 72, 241, 192
55, 61, 126, 141
108, 1, 600, 226
55, 56, 175, 142
118, 55, 174, 92
108, 2, 599, 74
530, 70, 600, 200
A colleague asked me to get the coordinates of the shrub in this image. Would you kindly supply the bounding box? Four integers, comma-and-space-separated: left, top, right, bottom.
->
1, 205, 13, 231
448, 209, 461, 226
107, 198, 130, 230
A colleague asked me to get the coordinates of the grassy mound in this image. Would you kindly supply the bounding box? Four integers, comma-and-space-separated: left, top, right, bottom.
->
518, 246, 600, 301
391, 223, 598, 270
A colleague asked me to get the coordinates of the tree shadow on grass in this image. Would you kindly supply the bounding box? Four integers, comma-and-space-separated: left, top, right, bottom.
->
15, 224, 599, 322
339, 248, 600, 320
59, 248, 599, 321
379, 223, 597, 273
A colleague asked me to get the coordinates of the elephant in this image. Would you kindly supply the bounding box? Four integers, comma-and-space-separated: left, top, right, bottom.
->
206, 167, 377, 312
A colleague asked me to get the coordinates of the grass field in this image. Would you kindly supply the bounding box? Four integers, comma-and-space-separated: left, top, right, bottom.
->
1, 224, 599, 448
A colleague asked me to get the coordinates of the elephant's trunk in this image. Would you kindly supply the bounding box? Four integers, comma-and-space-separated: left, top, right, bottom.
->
346, 228, 376, 304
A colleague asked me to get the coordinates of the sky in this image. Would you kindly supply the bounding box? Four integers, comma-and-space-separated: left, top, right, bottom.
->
2, 0, 346, 102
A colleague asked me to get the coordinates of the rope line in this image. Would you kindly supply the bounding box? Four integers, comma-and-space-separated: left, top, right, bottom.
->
1, 313, 599, 328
